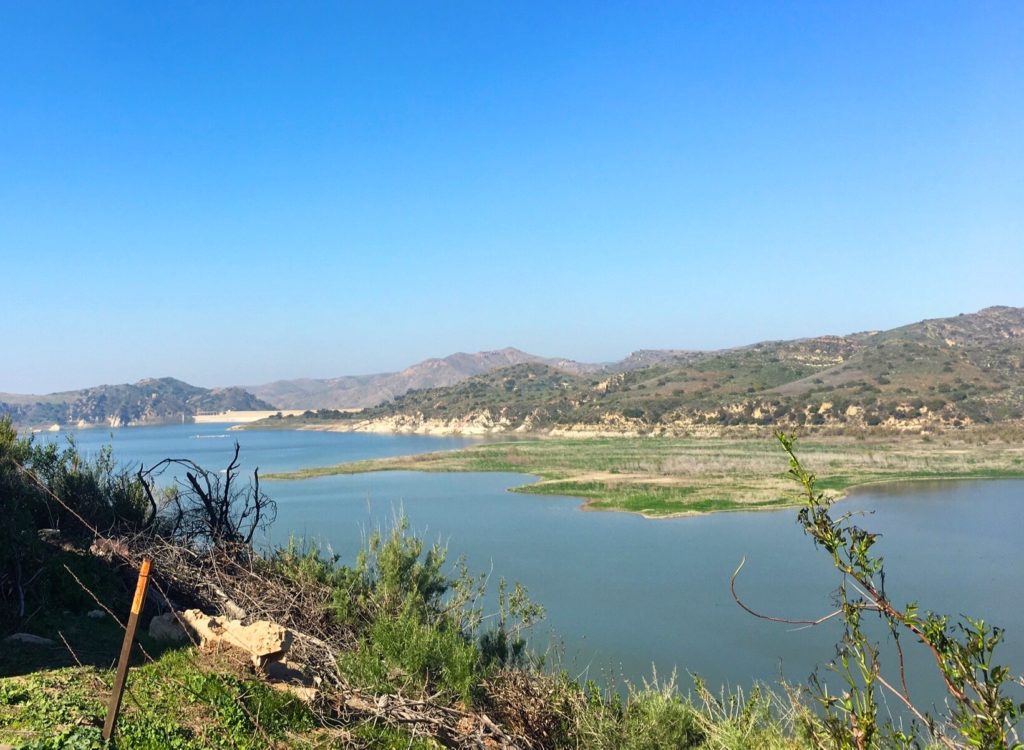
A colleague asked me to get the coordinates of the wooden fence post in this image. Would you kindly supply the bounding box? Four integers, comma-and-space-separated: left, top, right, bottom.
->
102, 557, 152, 742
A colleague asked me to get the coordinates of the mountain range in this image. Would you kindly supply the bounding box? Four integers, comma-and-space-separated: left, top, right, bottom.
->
3, 306, 1022, 432
262, 305, 1024, 434
244, 348, 604, 409
243, 347, 717, 410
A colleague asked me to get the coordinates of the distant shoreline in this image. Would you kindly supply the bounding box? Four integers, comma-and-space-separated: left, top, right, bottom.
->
19, 410, 308, 433
194, 409, 306, 424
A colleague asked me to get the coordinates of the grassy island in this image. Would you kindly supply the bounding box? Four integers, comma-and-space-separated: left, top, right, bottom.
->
263, 433, 1024, 517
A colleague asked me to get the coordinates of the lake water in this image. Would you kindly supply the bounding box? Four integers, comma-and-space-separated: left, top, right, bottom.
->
42, 423, 1024, 714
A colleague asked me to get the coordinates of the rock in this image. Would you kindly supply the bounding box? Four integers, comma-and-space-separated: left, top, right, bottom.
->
86, 609, 105, 619
3, 633, 56, 647
265, 659, 310, 684
149, 613, 188, 643
38, 528, 61, 542
179, 609, 292, 668
266, 659, 318, 702
89, 537, 129, 560
269, 681, 318, 703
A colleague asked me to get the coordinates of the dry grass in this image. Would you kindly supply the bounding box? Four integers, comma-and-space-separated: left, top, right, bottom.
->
264, 433, 1024, 517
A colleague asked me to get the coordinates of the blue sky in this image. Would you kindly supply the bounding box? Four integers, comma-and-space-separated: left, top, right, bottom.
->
2, 2, 1021, 392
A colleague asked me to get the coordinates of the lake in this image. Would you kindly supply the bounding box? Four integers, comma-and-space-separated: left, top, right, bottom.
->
42, 423, 1024, 714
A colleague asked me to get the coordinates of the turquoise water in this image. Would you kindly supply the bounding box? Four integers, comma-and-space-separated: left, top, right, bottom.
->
40, 423, 1024, 713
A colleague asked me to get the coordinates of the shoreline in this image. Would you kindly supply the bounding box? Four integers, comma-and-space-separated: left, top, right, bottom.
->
195, 409, 306, 424
262, 434, 1024, 519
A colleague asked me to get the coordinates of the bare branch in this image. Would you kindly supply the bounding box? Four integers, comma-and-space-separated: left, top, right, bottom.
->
731, 557, 858, 627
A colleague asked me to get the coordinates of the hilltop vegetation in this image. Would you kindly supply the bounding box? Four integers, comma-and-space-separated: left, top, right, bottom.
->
6, 306, 1021, 434
0, 378, 273, 429
259, 306, 1024, 435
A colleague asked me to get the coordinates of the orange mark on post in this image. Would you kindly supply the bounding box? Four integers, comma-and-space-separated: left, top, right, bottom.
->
131, 558, 152, 615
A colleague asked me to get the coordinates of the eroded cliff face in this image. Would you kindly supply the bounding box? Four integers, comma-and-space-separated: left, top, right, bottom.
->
329, 408, 523, 436
301, 397, 976, 438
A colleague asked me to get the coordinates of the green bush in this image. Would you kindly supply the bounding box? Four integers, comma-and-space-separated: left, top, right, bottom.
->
618, 687, 703, 749
0, 417, 153, 629
566, 675, 705, 750
273, 520, 546, 709
340, 599, 482, 703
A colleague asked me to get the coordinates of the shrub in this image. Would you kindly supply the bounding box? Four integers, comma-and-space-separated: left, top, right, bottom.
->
767, 433, 1023, 749
340, 599, 482, 703
0, 417, 153, 627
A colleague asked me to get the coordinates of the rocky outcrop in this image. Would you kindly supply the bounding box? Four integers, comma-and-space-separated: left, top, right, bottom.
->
154, 610, 294, 670
148, 610, 316, 701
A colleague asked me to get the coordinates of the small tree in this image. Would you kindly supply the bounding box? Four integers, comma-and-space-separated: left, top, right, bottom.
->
139, 442, 275, 547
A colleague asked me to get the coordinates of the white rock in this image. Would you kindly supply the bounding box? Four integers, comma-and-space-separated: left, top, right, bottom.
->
179, 609, 292, 668
148, 613, 188, 643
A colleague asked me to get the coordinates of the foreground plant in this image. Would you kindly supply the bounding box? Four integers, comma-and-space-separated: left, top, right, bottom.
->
735, 432, 1023, 749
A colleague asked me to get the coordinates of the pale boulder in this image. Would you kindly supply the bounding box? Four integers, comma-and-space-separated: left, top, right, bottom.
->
179, 609, 292, 669
148, 612, 189, 643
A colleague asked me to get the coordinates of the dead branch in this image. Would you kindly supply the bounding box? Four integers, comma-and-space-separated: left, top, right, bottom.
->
730, 557, 858, 627
138, 442, 275, 547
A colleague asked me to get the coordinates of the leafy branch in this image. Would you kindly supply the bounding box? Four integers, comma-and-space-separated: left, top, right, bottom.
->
732, 432, 1023, 749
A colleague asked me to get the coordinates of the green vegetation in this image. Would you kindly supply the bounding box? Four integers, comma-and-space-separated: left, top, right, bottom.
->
0, 650, 314, 750
1, 417, 1018, 747
0, 377, 273, 429
0, 655, 829, 750
264, 434, 1024, 516
249, 306, 1024, 435
0, 419, 154, 632
771, 433, 1023, 748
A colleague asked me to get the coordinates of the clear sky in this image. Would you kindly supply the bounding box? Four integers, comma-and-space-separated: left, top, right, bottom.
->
2, 2, 1022, 393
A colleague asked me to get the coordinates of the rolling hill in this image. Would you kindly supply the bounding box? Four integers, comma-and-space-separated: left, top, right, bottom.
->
0, 378, 274, 428
7, 306, 1021, 434
245, 347, 601, 409
263, 306, 1024, 434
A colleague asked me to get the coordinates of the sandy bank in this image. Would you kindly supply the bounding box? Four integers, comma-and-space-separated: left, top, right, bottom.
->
194, 410, 306, 424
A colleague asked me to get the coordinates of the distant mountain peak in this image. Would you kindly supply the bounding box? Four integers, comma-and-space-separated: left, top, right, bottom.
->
18, 305, 1019, 426
247, 347, 602, 410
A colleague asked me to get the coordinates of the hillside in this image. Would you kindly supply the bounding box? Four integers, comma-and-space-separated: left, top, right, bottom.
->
261, 306, 1024, 435
245, 348, 753, 411
246, 347, 601, 409
0, 377, 274, 428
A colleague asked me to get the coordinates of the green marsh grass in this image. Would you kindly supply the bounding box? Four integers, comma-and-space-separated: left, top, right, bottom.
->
265, 435, 1024, 517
